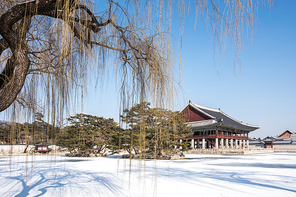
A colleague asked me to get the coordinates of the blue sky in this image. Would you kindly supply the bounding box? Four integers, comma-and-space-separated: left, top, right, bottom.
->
1, 1, 293, 139
178, 1, 296, 138
80, 1, 296, 138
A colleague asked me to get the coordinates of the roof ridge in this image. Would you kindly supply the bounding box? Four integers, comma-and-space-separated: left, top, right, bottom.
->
190, 102, 220, 112
191, 101, 258, 129
277, 130, 294, 138
181, 101, 259, 130
189, 102, 216, 119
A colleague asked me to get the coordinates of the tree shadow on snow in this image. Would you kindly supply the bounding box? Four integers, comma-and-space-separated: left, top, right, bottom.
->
152, 166, 296, 194
2, 165, 126, 197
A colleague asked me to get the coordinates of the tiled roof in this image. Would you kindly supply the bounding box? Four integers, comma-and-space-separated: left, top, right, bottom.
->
291, 135, 296, 141
272, 133, 296, 145
183, 101, 259, 131
276, 130, 295, 138
188, 119, 218, 128
273, 140, 291, 144
249, 140, 264, 145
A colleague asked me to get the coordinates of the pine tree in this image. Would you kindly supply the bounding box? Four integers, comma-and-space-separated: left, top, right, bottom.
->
59, 113, 120, 154
121, 102, 192, 158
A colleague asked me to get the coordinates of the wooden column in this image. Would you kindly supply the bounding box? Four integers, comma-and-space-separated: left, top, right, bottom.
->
239, 139, 242, 149
247, 133, 249, 149
202, 138, 205, 149
220, 138, 224, 149
215, 138, 219, 149
247, 139, 249, 149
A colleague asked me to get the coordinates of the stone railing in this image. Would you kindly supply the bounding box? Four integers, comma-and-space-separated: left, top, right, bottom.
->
185, 148, 275, 155
243, 148, 274, 155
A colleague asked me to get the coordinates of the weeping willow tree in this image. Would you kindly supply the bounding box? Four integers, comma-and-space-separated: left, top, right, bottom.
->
0, 0, 271, 143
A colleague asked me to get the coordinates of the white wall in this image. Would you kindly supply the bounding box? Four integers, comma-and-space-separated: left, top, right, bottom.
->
0, 145, 27, 154
274, 145, 296, 150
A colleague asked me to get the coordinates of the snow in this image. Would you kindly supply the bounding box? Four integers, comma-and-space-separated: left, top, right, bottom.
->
0, 153, 296, 197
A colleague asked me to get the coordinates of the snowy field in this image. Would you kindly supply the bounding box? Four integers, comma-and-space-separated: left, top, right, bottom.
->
0, 153, 296, 197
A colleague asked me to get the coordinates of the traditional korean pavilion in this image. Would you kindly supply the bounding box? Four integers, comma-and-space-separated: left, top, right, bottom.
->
180, 101, 259, 149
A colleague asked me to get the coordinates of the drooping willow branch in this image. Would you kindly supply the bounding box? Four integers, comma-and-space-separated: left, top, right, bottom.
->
0, 0, 126, 111
0, 0, 75, 111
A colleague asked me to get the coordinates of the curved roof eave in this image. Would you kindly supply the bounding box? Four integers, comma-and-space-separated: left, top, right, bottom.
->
181, 101, 259, 131
218, 121, 259, 132
219, 110, 259, 129
180, 102, 216, 119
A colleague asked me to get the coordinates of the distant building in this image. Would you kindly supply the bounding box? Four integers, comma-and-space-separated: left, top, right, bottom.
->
180, 101, 259, 149
248, 138, 265, 148
272, 130, 296, 150
263, 137, 275, 148
35, 142, 52, 153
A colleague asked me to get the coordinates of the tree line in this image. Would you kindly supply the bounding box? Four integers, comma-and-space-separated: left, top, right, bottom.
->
0, 102, 192, 156
0, 112, 59, 145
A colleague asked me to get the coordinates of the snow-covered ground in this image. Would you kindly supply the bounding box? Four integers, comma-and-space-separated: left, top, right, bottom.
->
0, 153, 296, 197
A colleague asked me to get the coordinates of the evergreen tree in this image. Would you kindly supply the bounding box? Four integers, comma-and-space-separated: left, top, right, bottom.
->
59, 114, 120, 154
121, 102, 192, 157
0, 114, 59, 146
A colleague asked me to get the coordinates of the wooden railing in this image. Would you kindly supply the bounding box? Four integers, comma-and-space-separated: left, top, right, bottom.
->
190, 134, 248, 140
